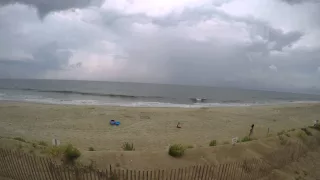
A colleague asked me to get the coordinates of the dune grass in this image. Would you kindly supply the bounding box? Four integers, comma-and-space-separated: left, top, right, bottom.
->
13, 137, 26, 142
241, 136, 252, 142
122, 142, 135, 151
209, 140, 217, 146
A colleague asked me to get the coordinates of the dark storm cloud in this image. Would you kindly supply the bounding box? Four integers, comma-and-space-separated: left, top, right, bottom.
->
0, 0, 104, 17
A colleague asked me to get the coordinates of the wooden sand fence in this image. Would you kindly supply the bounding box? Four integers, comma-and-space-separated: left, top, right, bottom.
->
0, 143, 307, 180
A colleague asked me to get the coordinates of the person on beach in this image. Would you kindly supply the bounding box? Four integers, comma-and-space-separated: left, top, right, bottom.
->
249, 124, 254, 138
176, 122, 181, 128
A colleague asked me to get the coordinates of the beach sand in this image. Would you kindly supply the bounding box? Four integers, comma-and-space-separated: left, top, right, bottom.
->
1, 101, 320, 170
0, 101, 319, 151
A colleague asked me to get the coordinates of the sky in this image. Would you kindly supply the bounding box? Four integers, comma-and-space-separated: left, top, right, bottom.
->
0, 0, 319, 92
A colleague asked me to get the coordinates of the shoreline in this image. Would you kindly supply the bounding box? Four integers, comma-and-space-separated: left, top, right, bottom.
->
1, 99, 320, 108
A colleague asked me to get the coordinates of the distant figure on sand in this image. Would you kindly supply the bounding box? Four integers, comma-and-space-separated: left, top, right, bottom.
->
249, 124, 254, 137
176, 122, 181, 128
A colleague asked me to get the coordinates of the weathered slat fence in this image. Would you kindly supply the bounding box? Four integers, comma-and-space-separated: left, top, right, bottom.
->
0, 143, 306, 180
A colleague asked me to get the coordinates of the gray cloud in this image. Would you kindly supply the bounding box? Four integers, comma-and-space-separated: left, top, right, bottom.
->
280, 0, 320, 4
0, 0, 320, 92
0, 42, 72, 78
0, 0, 103, 17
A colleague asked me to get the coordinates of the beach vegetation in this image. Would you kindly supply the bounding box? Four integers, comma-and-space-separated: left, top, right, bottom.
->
38, 141, 48, 146
88, 147, 95, 151
122, 142, 135, 151
277, 130, 286, 136
301, 128, 312, 136
46, 144, 81, 163
309, 124, 320, 131
168, 144, 185, 157
209, 140, 217, 146
241, 136, 251, 142
13, 137, 26, 142
46, 146, 66, 157
29, 149, 35, 155
289, 128, 296, 132
278, 135, 287, 145
32, 143, 37, 148
64, 144, 81, 163
310, 124, 320, 131
296, 131, 307, 142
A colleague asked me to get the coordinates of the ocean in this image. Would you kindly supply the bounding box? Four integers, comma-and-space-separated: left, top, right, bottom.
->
0, 79, 320, 107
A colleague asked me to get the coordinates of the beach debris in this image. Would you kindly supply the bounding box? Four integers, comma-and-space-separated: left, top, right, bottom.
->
52, 139, 60, 146
190, 98, 206, 103
176, 122, 181, 128
232, 137, 239, 145
110, 120, 121, 126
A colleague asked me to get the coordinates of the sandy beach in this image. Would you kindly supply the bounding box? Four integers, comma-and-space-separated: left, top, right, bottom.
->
0, 101, 319, 152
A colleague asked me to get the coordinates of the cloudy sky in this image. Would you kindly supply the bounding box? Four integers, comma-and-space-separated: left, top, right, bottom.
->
0, 0, 319, 92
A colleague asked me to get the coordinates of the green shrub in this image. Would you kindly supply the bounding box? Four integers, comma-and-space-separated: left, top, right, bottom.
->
32, 143, 37, 148
122, 142, 135, 151
301, 128, 312, 136
209, 140, 217, 146
45, 144, 81, 162
13, 137, 26, 142
88, 147, 95, 151
241, 136, 251, 142
39, 141, 48, 146
289, 128, 296, 132
64, 144, 81, 162
168, 144, 185, 157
